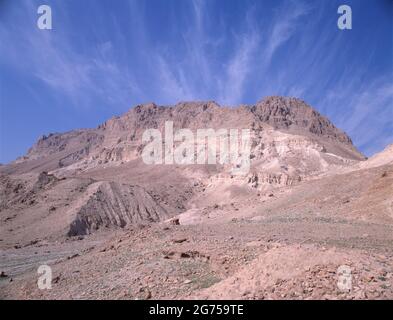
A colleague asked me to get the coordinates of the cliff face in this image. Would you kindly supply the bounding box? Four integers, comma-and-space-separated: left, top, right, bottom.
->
12, 96, 364, 175
252, 96, 353, 144
0, 96, 369, 238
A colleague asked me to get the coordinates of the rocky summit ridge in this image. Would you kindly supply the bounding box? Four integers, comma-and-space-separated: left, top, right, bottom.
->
11, 96, 363, 174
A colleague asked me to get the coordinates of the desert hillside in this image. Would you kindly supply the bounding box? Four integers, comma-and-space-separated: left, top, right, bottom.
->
0, 96, 392, 300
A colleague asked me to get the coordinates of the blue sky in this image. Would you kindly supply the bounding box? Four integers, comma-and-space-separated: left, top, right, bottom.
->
0, 0, 392, 163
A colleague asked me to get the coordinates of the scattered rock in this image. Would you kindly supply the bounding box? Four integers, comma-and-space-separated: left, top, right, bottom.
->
169, 218, 180, 225
180, 252, 191, 258
172, 238, 187, 243
163, 251, 176, 259
138, 287, 152, 299
52, 275, 61, 284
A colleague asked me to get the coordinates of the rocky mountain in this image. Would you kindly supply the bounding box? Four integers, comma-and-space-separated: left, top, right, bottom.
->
0, 96, 368, 240
1, 96, 393, 300
10, 96, 364, 176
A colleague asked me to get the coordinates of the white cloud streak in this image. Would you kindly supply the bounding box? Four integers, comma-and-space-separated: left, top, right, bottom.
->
0, 1, 142, 109
1, 0, 391, 156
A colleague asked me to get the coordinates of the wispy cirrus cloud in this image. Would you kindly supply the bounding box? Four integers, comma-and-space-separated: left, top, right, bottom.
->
0, 0, 314, 108
219, 28, 260, 105
264, 1, 311, 65
0, 0, 391, 161
325, 78, 393, 156
0, 1, 143, 109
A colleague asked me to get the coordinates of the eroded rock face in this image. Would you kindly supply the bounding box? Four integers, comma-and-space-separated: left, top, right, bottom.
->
34, 171, 59, 189
19, 131, 103, 163
251, 96, 353, 144
11, 97, 364, 177
68, 181, 169, 236
0, 96, 369, 238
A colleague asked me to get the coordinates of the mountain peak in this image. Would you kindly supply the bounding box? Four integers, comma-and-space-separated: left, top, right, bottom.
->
252, 95, 354, 147
5, 96, 366, 175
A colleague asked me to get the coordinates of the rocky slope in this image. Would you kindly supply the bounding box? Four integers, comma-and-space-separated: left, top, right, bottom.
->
1, 96, 392, 300
357, 144, 393, 169
12, 97, 364, 171
0, 96, 368, 240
